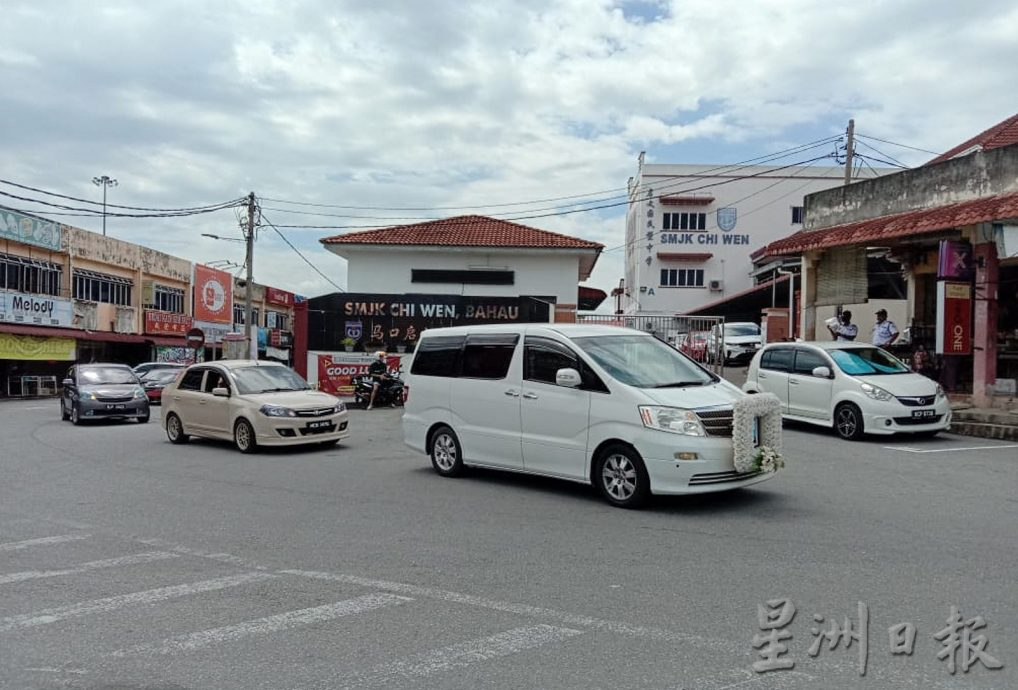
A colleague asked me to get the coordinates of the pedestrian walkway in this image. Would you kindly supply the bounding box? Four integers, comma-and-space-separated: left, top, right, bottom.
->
949, 401, 1018, 441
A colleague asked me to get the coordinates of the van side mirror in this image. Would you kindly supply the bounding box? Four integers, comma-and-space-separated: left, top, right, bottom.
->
62, 378, 73, 387
555, 368, 582, 388
812, 366, 832, 379
212, 387, 230, 397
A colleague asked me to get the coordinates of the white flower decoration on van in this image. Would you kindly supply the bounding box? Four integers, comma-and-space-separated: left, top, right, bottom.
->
731, 393, 783, 474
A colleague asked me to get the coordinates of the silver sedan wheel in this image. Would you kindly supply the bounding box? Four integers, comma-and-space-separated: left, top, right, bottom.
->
602, 453, 638, 502
433, 433, 457, 472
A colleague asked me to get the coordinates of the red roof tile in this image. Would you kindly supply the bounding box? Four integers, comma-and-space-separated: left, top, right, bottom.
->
320, 215, 603, 250
762, 190, 1018, 256
927, 112, 1018, 165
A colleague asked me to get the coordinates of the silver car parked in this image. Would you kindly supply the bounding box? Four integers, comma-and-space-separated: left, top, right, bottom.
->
60, 363, 151, 425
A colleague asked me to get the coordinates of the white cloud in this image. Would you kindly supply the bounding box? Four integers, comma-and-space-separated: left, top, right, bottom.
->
0, 0, 1015, 304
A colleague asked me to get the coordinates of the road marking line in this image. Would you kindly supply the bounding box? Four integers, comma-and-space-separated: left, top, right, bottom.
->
107, 592, 412, 657
336, 624, 583, 689
0, 534, 91, 552
0, 551, 179, 585
883, 443, 1018, 454
281, 569, 736, 651
0, 572, 275, 631
134, 538, 270, 570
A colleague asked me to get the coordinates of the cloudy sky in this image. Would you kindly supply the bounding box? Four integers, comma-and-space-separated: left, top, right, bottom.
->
2, 0, 1016, 303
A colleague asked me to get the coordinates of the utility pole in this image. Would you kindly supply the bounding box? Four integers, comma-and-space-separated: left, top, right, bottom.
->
245, 192, 256, 359
843, 119, 855, 185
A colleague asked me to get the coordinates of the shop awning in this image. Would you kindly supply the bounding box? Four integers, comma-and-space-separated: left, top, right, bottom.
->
0, 323, 187, 347
578, 286, 608, 311
684, 274, 792, 321
762, 190, 1018, 257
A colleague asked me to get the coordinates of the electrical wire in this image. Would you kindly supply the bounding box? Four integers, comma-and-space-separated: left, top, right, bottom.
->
853, 153, 909, 170
0, 178, 247, 213
854, 133, 943, 157
0, 189, 245, 218
258, 210, 345, 292
269, 153, 839, 230
853, 138, 908, 169
259, 135, 843, 216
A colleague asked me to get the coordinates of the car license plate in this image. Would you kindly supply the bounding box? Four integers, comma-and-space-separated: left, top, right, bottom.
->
106, 404, 126, 410
911, 409, 937, 418
307, 420, 331, 430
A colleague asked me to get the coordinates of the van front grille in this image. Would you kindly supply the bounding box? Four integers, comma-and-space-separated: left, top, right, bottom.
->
689, 469, 762, 485
695, 407, 734, 437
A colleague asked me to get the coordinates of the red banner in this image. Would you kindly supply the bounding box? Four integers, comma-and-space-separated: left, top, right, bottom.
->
193, 265, 233, 324
266, 287, 293, 307
936, 282, 972, 355
316, 353, 401, 397
144, 310, 193, 335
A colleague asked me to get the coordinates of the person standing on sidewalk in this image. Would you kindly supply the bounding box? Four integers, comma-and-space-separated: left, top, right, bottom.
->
871, 309, 900, 347
827, 311, 858, 341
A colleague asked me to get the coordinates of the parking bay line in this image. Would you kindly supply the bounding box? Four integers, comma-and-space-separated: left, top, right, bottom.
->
0, 572, 275, 631
107, 592, 412, 657
281, 569, 740, 653
0, 551, 179, 585
0, 533, 91, 552
883, 443, 1018, 454
332, 624, 584, 690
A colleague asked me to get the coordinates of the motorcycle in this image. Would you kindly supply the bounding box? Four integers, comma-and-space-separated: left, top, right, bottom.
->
352, 369, 405, 408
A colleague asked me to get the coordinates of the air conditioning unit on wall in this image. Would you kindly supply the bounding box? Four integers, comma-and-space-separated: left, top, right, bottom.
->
709, 280, 724, 291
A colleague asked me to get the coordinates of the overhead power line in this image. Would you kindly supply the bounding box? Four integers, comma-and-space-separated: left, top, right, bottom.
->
854, 133, 944, 157
260, 135, 844, 216
0, 178, 247, 213
258, 210, 345, 292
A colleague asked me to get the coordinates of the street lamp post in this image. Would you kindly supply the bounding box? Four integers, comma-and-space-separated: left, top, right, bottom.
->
92, 175, 118, 236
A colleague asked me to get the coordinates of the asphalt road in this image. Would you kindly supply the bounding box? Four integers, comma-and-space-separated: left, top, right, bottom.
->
0, 395, 1015, 690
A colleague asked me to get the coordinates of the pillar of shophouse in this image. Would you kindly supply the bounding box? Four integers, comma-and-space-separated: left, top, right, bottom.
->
972, 241, 999, 407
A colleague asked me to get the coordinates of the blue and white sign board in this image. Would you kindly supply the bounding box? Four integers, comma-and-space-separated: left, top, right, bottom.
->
0, 207, 62, 251
0, 289, 74, 327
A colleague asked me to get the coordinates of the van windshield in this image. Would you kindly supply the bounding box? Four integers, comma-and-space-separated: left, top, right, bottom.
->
572, 335, 717, 388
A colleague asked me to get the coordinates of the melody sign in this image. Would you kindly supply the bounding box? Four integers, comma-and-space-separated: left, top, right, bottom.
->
0, 290, 74, 328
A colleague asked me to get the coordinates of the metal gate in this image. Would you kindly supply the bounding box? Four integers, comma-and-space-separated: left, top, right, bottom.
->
576, 314, 727, 374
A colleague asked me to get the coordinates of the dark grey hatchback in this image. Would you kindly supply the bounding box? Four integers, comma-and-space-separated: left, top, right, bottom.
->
60, 363, 151, 425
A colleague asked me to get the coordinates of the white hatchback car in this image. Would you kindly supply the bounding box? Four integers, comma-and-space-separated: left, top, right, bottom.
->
161, 360, 349, 452
742, 341, 951, 440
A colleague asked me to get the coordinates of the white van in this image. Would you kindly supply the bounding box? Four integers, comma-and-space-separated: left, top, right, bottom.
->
402, 324, 784, 508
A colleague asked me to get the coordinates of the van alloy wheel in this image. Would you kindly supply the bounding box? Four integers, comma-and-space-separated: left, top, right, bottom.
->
595, 445, 649, 509
430, 426, 464, 477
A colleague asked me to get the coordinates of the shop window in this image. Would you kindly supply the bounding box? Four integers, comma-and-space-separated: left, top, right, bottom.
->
148, 285, 184, 314
0, 253, 62, 296
72, 269, 132, 306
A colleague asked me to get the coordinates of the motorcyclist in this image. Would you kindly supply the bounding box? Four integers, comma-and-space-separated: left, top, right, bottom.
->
366, 351, 388, 410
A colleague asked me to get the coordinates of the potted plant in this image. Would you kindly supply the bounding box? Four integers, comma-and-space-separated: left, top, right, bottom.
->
340, 337, 356, 352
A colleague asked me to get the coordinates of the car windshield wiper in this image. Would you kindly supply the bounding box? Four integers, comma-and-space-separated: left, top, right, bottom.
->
653, 380, 709, 388
258, 387, 296, 393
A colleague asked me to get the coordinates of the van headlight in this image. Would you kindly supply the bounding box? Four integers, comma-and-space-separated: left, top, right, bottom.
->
260, 404, 297, 417
638, 406, 706, 436
860, 382, 893, 401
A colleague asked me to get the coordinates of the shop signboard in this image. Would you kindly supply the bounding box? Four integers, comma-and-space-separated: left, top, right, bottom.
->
191, 319, 232, 345
0, 207, 62, 251
307, 293, 551, 352
193, 265, 233, 324
935, 281, 972, 355
314, 352, 401, 397
265, 287, 294, 307
144, 310, 193, 335
0, 332, 76, 361
0, 290, 74, 328
937, 240, 974, 280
